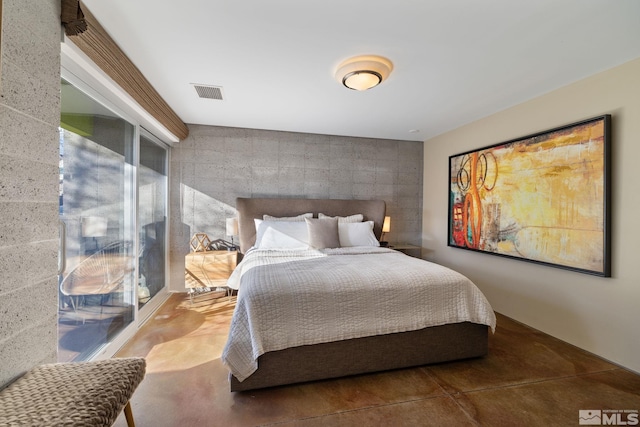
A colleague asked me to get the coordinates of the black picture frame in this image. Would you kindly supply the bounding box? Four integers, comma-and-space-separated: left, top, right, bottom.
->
448, 115, 611, 277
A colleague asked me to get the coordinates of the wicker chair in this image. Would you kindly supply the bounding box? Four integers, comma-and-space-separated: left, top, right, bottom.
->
0, 358, 146, 427
60, 241, 135, 312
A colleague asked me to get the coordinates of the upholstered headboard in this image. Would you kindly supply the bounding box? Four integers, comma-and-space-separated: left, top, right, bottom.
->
235, 197, 386, 253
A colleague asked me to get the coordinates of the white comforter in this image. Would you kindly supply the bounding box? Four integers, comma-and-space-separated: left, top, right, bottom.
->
222, 247, 496, 382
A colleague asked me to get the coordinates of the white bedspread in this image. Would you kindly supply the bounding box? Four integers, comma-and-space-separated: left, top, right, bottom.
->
222, 247, 496, 382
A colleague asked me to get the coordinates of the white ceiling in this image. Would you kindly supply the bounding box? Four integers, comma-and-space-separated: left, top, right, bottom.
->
81, 0, 640, 142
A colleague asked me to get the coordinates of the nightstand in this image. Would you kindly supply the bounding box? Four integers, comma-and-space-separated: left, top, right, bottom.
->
388, 244, 422, 258
185, 250, 237, 302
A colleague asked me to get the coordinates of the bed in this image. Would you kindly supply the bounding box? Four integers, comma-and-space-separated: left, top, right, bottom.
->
222, 197, 496, 392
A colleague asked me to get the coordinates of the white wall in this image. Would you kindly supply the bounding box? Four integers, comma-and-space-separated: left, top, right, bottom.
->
423, 57, 640, 373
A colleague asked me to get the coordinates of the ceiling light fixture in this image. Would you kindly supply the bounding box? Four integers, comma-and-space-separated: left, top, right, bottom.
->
335, 55, 393, 91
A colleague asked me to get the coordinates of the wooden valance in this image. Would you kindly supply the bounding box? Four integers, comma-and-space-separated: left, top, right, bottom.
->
61, 0, 189, 140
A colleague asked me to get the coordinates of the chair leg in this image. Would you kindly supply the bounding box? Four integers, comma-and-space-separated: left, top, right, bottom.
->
123, 401, 136, 427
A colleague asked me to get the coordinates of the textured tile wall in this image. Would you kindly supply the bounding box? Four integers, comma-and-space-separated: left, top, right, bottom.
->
0, 0, 61, 386
169, 125, 423, 291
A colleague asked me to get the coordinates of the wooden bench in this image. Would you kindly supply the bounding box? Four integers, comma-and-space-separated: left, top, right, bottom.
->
0, 357, 146, 427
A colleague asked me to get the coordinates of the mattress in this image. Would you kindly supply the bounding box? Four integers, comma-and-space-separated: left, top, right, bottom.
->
222, 247, 496, 382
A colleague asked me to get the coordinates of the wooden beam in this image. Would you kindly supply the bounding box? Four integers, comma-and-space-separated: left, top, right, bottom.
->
61, 0, 86, 35
62, 1, 189, 140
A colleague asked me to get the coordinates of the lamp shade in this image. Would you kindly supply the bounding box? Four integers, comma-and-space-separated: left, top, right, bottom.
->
81, 216, 107, 237
335, 55, 393, 91
343, 71, 382, 91
226, 217, 239, 236
382, 216, 391, 233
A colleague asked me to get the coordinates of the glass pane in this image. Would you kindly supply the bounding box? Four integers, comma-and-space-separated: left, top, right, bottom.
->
58, 79, 136, 362
138, 134, 167, 308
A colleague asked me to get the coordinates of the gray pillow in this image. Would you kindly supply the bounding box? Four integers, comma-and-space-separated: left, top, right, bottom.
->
318, 213, 364, 223
305, 217, 340, 249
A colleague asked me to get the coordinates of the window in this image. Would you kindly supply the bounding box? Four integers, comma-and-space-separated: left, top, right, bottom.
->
58, 78, 169, 361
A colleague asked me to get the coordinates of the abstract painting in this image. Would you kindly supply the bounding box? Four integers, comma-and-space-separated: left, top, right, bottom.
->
448, 115, 611, 276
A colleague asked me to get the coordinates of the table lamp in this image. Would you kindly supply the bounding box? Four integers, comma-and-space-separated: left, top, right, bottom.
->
226, 217, 239, 250
380, 216, 390, 247
81, 216, 107, 253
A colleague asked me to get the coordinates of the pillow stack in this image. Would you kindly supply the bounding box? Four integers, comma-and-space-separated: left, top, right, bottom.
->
263, 213, 313, 221
254, 213, 380, 250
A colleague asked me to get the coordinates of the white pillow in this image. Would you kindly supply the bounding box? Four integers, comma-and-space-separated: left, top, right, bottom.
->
338, 221, 380, 247
263, 213, 312, 221
318, 213, 364, 223
254, 219, 309, 249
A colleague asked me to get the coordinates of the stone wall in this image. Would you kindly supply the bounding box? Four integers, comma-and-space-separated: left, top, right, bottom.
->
0, 0, 61, 386
169, 125, 423, 291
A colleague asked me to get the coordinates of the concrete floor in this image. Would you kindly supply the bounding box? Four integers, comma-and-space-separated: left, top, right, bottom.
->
114, 293, 640, 426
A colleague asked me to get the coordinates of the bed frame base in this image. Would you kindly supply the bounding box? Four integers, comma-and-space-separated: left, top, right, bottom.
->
230, 321, 488, 392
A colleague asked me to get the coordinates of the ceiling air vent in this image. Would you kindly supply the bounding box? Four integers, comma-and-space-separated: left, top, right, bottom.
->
193, 84, 224, 100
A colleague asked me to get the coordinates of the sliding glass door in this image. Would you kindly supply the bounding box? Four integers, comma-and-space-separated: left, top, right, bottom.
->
138, 131, 168, 315
58, 79, 137, 362
58, 79, 169, 361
